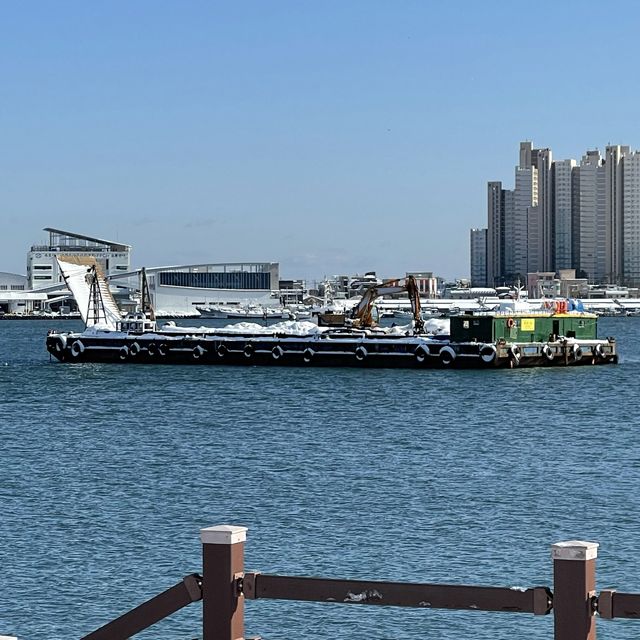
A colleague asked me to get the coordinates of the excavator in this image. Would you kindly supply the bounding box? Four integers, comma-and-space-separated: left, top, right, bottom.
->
349, 275, 425, 333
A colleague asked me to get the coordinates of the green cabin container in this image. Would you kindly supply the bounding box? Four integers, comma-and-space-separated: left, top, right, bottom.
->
450, 313, 598, 344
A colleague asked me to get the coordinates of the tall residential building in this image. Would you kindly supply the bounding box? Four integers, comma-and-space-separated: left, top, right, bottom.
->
623, 151, 640, 286
519, 141, 533, 169
517, 142, 550, 275
527, 205, 542, 274
469, 228, 487, 287
484, 142, 540, 285
554, 158, 576, 270
477, 140, 640, 287
487, 181, 504, 286
536, 148, 554, 271
573, 150, 606, 283
503, 190, 514, 278
605, 144, 629, 282
514, 165, 538, 281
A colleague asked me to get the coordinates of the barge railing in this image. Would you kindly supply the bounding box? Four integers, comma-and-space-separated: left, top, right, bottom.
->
78, 524, 640, 640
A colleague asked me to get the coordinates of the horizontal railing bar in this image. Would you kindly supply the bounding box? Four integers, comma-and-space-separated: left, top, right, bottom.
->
81, 574, 202, 640
243, 573, 552, 615
602, 591, 640, 619
614, 592, 640, 618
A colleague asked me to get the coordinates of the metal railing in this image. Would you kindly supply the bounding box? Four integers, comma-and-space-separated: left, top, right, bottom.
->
79, 525, 640, 640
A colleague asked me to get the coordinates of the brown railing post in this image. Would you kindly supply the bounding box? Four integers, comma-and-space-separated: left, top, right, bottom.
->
551, 540, 599, 640
201, 525, 248, 640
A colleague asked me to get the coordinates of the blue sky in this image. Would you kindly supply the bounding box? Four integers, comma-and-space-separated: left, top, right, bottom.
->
3, 1, 640, 282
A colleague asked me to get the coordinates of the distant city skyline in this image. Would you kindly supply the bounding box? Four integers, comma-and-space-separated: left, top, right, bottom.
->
3, 1, 640, 282
474, 140, 640, 289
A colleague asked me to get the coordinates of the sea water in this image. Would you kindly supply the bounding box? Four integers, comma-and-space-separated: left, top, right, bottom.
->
0, 317, 639, 639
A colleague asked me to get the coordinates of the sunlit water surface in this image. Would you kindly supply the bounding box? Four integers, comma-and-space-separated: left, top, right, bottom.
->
0, 317, 638, 639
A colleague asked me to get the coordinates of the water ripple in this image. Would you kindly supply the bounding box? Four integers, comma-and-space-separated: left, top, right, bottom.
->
0, 317, 637, 639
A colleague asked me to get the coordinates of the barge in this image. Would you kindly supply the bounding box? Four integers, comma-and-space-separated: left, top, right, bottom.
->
46, 314, 617, 369
45, 258, 617, 369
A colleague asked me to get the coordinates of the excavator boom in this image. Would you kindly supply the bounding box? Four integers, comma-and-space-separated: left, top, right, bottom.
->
350, 275, 424, 332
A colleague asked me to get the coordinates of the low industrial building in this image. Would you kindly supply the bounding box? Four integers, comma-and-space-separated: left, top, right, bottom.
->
0, 272, 47, 314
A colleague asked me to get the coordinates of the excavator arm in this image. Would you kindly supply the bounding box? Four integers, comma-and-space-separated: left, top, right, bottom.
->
406, 275, 424, 333
350, 275, 424, 332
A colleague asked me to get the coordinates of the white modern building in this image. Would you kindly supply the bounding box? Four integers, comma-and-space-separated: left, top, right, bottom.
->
139, 262, 281, 315
27, 228, 131, 290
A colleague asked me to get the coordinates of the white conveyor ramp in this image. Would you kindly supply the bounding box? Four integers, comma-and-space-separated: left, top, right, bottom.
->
56, 256, 122, 330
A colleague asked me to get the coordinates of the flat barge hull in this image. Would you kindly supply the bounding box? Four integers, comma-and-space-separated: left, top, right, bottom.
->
46, 331, 617, 369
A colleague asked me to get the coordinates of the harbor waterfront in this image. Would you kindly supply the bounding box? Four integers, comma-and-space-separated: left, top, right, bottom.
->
1, 317, 639, 639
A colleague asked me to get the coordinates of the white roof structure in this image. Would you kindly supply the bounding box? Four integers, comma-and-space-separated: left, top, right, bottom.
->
43, 227, 130, 251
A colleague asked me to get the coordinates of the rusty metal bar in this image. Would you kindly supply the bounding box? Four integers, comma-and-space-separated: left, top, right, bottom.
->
242, 573, 552, 614
551, 541, 598, 640
598, 590, 640, 619
80, 573, 202, 640
201, 525, 247, 640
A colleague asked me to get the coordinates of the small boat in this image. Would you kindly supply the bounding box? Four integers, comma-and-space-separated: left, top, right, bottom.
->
197, 305, 293, 319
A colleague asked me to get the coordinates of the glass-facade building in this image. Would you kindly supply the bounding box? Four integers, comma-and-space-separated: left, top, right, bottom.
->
159, 270, 271, 289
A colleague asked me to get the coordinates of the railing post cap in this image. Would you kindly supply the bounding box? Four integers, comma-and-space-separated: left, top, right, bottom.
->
551, 540, 599, 561
201, 525, 248, 545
